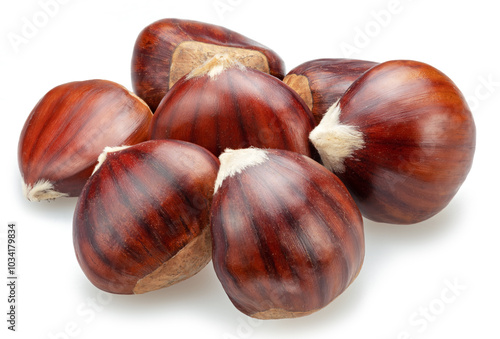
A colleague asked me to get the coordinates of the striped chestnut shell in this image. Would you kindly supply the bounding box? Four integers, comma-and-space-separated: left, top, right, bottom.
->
149, 54, 316, 158
210, 148, 364, 319
132, 18, 286, 111
310, 60, 476, 224
284, 58, 377, 125
73, 140, 219, 294
18, 79, 152, 201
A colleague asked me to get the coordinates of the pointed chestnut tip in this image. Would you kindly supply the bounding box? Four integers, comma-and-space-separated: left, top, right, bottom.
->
309, 101, 365, 173
186, 53, 245, 81
22, 179, 68, 202
92, 145, 131, 175
214, 148, 269, 194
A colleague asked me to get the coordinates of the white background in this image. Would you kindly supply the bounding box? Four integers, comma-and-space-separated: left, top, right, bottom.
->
1, 0, 499, 338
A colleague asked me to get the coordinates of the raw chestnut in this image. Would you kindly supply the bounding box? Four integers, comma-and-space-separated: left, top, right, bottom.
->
132, 18, 286, 111
284, 58, 377, 124
149, 54, 316, 158
310, 60, 476, 224
73, 140, 219, 294
18, 79, 152, 202
210, 148, 364, 319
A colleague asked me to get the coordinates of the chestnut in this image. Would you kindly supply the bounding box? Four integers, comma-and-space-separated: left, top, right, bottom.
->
284, 58, 377, 124
210, 148, 364, 319
149, 54, 316, 158
73, 140, 219, 294
310, 60, 476, 224
131, 18, 286, 111
18, 79, 152, 201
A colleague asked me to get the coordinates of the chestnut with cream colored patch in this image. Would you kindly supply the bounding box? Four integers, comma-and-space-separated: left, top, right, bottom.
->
131, 18, 285, 111
211, 148, 365, 319
18, 79, 152, 202
310, 60, 476, 224
73, 140, 220, 295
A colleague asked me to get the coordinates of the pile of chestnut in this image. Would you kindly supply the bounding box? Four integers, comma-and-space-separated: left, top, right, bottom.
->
18, 18, 476, 319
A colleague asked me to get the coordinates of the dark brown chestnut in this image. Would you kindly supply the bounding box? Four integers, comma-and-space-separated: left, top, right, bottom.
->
18, 79, 153, 201
131, 18, 286, 111
284, 58, 377, 124
210, 148, 364, 319
310, 60, 476, 224
73, 140, 219, 294
149, 54, 316, 158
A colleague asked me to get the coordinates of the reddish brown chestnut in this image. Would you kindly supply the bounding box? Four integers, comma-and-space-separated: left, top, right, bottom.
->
18, 79, 152, 201
284, 58, 377, 124
149, 54, 316, 158
132, 18, 286, 111
310, 60, 476, 224
210, 148, 364, 319
73, 140, 219, 294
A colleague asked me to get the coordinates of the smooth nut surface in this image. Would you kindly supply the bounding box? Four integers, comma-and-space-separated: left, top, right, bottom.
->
73, 140, 219, 294
211, 148, 364, 319
131, 18, 285, 111
18, 79, 152, 201
310, 60, 476, 224
149, 55, 316, 158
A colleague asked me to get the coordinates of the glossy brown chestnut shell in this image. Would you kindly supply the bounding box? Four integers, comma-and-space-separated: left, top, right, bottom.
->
18, 79, 152, 201
310, 60, 476, 224
131, 18, 286, 111
73, 140, 219, 294
284, 58, 377, 124
210, 148, 364, 319
149, 54, 316, 158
